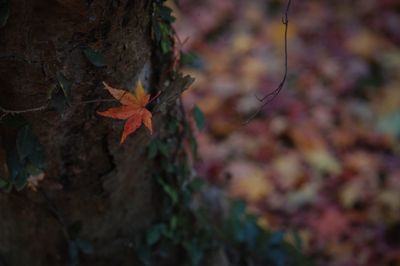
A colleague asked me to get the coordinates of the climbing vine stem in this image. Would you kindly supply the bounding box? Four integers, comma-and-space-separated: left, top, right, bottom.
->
245, 0, 292, 124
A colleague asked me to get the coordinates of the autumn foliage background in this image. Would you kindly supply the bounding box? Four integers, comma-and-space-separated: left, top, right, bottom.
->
173, 0, 400, 265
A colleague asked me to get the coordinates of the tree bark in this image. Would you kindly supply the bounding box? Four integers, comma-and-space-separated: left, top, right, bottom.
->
0, 1, 192, 265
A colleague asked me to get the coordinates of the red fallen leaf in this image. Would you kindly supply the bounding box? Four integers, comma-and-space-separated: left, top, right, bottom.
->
97, 80, 153, 144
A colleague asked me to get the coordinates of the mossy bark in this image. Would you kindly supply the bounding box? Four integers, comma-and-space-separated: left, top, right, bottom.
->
0, 1, 192, 265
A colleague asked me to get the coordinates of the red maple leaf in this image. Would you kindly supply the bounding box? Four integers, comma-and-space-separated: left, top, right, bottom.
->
97, 80, 153, 144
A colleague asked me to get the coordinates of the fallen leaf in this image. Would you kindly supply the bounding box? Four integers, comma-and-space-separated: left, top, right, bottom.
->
228, 161, 272, 202
98, 80, 153, 144
27, 172, 45, 192
313, 208, 349, 241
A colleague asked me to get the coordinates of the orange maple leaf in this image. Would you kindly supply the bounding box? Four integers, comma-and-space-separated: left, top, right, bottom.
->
97, 80, 153, 144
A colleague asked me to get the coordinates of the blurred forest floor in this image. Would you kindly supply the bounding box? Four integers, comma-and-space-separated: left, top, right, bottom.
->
172, 1, 400, 265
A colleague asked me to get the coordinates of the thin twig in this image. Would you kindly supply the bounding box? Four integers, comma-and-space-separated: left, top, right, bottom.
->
244, 0, 292, 124
0, 99, 109, 121
0, 103, 48, 115
74, 99, 117, 105
0, 113, 8, 121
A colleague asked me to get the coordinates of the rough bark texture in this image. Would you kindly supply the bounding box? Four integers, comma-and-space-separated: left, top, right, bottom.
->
0, 1, 193, 265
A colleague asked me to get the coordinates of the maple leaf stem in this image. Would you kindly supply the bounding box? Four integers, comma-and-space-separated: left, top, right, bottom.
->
118, 90, 128, 102
148, 91, 162, 105
76, 99, 118, 105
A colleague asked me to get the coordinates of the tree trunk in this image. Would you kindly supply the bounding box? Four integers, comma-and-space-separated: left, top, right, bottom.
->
0, 1, 192, 265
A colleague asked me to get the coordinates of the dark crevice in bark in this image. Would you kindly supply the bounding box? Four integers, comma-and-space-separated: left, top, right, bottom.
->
99, 133, 116, 178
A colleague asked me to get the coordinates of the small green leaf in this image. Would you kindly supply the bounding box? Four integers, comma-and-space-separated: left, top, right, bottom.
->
152, 17, 161, 42
188, 178, 205, 192
160, 39, 172, 54
146, 224, 166, 246
13, 171, 28, 191
167, 119, 179, 134
159, 22, 170, 36
47, 83, 69, 113
169, 215, 178, 231
157, 177, 178, 205
0, 178, 8, 189
158, 5, 175, 23
76, 239, 94, 255
25, 162, 43, 177
28, 145, 46, 169
157, 141, 170, 158
6, 147, 24, 180
56, 72, 72, 100
192, 105, 205, 130
0, 0, 10, 28
16, 125, 37, 161
83, 47, 106, 67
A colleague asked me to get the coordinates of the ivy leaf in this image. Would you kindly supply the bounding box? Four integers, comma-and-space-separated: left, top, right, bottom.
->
13, 170, 28, 191
6, 145, 26, 190
152, 16, 162, 42
157, 177, 178, 205
28, 144, 46, 169
8, 145, 25, 181
180, 52, 204, 69
56, 72, 72, 101
0, 178, 8, 189
75, 239, 94, 255
158, 5, 175, 23
188, 178, 205, 192
83, 47, 106, 67
157, 141, 170, 157
146, 224, 166, 246
192, 105, 205, 130
97, 80, 153, 144
0, 0, 10, 28
16, 125, 37, 161
161, 39, 172, 54
158, 22, 172, 54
